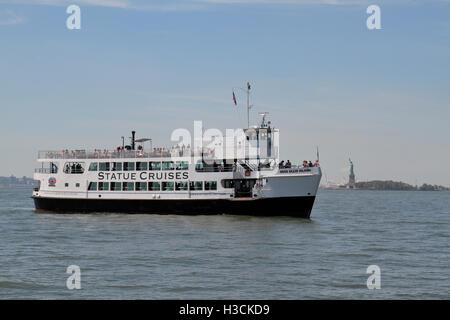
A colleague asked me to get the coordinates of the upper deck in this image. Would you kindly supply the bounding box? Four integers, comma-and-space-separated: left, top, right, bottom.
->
38, 119, 280, 162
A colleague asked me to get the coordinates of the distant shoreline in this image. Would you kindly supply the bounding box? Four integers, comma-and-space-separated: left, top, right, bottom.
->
321, 180, 450, 191
0, 176, 37, 188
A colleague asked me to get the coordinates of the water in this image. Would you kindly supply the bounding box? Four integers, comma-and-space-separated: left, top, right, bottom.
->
0, 186, 449, 299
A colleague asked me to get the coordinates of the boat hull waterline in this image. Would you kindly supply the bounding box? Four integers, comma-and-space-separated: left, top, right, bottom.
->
33, 196, 316, 218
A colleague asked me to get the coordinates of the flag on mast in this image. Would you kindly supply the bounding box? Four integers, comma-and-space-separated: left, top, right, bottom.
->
232, 91, 237, 105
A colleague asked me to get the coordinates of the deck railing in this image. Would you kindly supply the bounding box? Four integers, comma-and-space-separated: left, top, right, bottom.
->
38, 149, 190, 160
37, 149, 269, 161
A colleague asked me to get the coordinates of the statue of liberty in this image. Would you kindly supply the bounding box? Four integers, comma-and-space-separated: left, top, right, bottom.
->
348, 158, 356, 189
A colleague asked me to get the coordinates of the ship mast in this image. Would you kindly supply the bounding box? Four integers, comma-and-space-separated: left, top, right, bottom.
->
246, 82, 251, 128
233, 82, 252, 128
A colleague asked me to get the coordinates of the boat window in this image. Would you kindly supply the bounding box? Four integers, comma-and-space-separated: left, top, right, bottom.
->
88, 182, 97, 191
76, 183, 80, 188
89, 162, 98, 171
99, 162, 110, 171
205, 181, 217, 191
64, 162, 85, 174
98, 182, 109, 191
136, 182, 147, 191
162, 182, 174, 191
50, 162, 58, 174
112, 162, 122, 171
148, 182, 161, 191
149, 162, 161, 171
259, 131, 267, 140
176, 161, 189, 170
175, 181, 188, 191
65, 183, 69, 187
123, 182, 134, 191
136, 162, 148, 171
246, 129, 257, 140
195, 162, 203, 171
111, 182, 121, 191
189, 181, 203, 191
162, 161, 175, 171
124, 162, 135, 171
221, 179, 235, 188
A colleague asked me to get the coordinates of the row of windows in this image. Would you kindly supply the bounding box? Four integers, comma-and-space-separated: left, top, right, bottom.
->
88, 181, 217, 192
89, 161, 189, 172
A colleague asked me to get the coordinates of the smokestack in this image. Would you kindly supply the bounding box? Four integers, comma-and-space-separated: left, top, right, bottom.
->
131, 131, 136, 150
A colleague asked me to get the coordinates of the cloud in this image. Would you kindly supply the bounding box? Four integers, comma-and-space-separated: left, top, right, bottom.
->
0, 9, 24, 25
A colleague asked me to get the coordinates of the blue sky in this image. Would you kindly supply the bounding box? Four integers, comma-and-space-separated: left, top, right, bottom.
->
1, 0, 449, 186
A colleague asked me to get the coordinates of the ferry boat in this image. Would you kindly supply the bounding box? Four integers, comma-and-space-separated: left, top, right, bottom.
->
32, 105, 322, 218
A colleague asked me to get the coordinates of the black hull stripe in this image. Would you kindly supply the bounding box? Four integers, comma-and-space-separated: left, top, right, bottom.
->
33, 196, 317, 218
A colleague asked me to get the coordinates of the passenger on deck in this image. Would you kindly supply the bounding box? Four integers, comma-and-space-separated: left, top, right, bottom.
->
308, 161, 313, 167
285, 160, 292, 168
314, 160, 319, 167
279, 161, 285, 169
303, 160, 308, 167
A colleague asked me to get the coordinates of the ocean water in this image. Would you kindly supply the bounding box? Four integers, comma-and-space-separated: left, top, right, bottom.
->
0, 186, 449, 299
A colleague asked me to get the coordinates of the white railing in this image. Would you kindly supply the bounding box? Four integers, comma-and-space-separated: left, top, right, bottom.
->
38, 149, 193, 160
37, 148, 273, 161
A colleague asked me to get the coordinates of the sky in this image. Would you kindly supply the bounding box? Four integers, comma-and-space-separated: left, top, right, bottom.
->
0, 0, 449, 186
